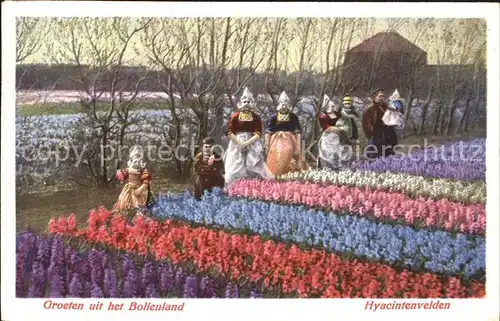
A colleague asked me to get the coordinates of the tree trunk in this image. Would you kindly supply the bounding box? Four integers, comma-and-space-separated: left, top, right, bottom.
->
402, 88, 414, 138
445, 97, 460, 135
418, 88, 433, 136
100, 125, 109, 187
455, 89, 473, 134
433, 102, 442, 135
439, 108, 447, 135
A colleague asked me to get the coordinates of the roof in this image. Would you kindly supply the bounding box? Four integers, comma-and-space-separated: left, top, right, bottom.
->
347, 32, 426, 54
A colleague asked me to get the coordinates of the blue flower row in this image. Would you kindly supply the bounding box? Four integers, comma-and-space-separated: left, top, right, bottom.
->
150, 190, 485, 279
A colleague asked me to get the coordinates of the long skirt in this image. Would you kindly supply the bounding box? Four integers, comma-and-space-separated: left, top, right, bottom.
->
317, 131, 352, 170
366, 125, 398, 159
224, 132, 274, 186
112, 182, 149, 213
266, 131, 308, 176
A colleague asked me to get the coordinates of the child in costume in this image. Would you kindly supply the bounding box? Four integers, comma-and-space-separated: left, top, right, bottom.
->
224, 87, 274, 186
113, 146, 152, 214
382, 89, 405, 130
265, 91, 308, 176
193, 137, 225, 200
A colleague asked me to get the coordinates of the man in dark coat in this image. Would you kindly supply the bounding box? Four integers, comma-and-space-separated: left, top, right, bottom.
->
362, 89, 398, 159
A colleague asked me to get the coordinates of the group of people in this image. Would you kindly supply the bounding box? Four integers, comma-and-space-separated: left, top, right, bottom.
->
111, 87, 406, 212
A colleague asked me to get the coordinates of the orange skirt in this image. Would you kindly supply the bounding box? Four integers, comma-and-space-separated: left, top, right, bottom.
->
266, 132, 308, 177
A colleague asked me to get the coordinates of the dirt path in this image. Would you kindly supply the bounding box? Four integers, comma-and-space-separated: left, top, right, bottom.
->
16, 181, 189, 233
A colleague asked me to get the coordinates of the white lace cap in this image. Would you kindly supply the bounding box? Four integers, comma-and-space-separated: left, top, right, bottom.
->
390, 89, 401, 101
277, 91, 291, 112
323, 95, 335, 112
240, 87, 255, 103
128, 146, 146, 169
278, 91, 290, 104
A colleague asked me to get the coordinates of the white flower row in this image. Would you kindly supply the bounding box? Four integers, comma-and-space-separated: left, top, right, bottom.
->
277, 169, 486, 205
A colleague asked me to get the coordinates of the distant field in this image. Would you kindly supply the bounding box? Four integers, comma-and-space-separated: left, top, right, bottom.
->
17, 102, 164, 117
15, 90, 173, 116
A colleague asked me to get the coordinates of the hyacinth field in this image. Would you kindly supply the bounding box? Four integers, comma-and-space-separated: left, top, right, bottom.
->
17, 138, 487, 298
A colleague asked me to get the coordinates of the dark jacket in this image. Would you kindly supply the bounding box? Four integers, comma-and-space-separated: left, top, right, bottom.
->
193, 152, 224, 199
362, 102, 388, 139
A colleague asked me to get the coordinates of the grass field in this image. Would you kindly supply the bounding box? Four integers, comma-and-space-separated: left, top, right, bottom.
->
16, 177, 190, 233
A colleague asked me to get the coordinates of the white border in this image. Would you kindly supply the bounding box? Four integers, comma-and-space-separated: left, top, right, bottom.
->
2, 2, 499, 321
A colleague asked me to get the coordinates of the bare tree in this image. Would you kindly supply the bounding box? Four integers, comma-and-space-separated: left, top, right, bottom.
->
47, 17, 152, 188
395, 18, 436, 136
468, 41, 486, 131
224, 18, 268, 107
331, 19, 360, 94
444, 20, 485, 135
263, 18, 293, 105
141, 18, 199, 177
142, 18, 268, 178
424, 19, 486, 136
417, 83, 433, 135
16, 18, 54, 113
16, 17, 49, 63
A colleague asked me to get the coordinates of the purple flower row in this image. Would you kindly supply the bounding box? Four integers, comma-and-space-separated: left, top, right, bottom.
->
16, 230, 263, 298
352, 138, 485, 181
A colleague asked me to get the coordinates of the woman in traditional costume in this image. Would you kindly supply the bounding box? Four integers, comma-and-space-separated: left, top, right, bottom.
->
317, 95, 354, 170
224, 87, 274, 186
192, 137, 225, 200
113, 146, 152, 214
265, 91, 308, 176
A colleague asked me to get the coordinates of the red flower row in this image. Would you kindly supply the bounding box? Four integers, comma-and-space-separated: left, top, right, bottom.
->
48, 209, 485, 298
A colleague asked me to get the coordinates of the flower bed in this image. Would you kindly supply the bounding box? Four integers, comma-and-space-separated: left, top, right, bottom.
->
149, 191, 484, 278
277, 169, 485, 205
16, 230, 262, 298
351, 138, 485, 182
226, 179, 485, 235
48, 210, 485, 298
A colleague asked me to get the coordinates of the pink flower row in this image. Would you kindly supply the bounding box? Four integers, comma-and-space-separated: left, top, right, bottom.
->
226, 179, 486, 235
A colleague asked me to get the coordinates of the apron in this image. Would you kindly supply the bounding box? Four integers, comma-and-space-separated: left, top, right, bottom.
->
266, 131, 308, 176
318, 131, 351, 170
223, 132, 274, 186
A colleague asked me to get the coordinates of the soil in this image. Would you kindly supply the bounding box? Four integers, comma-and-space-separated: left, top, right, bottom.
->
16, 179, 190, 233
